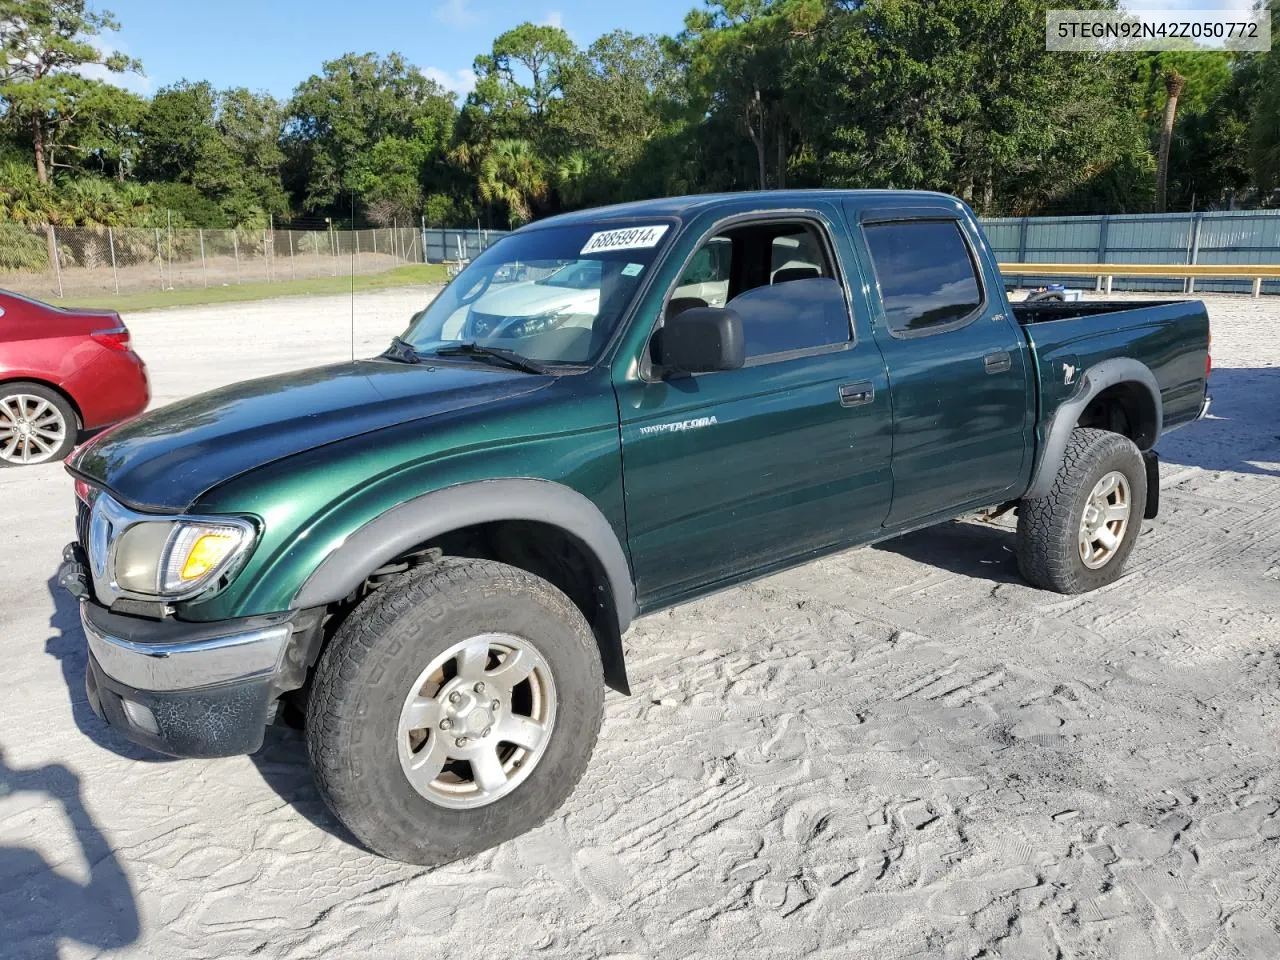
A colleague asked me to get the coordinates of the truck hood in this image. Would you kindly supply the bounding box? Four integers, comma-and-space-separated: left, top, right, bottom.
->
68, 359, 551, 511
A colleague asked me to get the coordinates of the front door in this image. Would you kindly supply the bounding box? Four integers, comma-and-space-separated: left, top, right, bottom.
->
847, 208, 1032, 527
617, 215, 893, 608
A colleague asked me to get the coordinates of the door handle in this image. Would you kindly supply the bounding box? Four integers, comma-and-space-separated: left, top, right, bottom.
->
838, 381, 875, 407
983, 351, 1012, 374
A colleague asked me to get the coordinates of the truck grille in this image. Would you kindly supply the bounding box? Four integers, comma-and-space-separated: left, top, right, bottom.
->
76, 498, 91, 555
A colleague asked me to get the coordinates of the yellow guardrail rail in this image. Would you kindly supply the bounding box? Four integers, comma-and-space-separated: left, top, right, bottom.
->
998, 262, 1280, 297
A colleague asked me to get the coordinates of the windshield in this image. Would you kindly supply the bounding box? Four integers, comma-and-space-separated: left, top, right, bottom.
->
537, 260, 601, 290
402, 221, 673, 365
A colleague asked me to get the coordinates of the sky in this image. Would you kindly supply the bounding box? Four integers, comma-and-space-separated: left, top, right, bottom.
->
83, 0, 1266, 100
85, 0, 696, 99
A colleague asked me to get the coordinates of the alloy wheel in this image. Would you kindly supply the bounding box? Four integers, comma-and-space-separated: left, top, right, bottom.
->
397, 632, 557, 809
1078, 470, 1132, 569
0, 394, 67, 465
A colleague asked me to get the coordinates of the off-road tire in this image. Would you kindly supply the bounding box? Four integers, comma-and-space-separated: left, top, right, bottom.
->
306, 557, 605, 865
0, 381, 79, 467
1016, 428, 1147, 594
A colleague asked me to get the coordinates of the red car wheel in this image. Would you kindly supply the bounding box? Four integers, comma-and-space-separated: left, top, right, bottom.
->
0, 381, 79, 466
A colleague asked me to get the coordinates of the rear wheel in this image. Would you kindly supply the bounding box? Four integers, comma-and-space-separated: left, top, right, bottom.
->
1016, 428, 1147, 594
306, 557, 604, 864
0, 382, 78, 467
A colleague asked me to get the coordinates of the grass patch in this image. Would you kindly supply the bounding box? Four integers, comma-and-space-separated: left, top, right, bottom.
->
59, 264, 449, 313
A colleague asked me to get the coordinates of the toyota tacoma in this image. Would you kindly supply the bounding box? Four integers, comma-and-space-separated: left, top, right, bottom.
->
58, 190, 1211, 864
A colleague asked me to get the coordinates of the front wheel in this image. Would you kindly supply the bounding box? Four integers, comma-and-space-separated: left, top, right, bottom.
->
1016, 428, 1148, 594
306, 558, 604, 864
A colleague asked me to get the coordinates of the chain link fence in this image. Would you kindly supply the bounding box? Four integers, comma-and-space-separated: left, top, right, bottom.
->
8, 212, 1280, 303
0, 224, 436, 301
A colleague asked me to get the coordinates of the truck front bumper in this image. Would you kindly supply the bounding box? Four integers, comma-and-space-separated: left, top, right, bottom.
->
79, 598, 295, 758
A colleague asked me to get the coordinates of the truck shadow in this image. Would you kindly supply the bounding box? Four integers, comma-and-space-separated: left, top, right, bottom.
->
1158, 366, 1280, 476
42, 568, 356, 847
43, 573, 173, 763
874, 520, 1023, 585
877, 366, 1276, 585
0, 748, 140, 958
249, 727, 362, 849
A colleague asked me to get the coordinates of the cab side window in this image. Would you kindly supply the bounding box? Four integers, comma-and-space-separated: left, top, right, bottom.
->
672, 238, 731, 309
669, 220, 850, 361
862, 220, 984, 335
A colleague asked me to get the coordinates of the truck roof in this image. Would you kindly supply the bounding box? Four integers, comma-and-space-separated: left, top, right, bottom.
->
524, 189, 966, 230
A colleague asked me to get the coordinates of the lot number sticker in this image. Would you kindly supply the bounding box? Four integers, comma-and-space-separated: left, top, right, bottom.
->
581, 224, 669, 255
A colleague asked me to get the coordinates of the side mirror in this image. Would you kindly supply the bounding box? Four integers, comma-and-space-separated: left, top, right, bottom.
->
656, 306, 745, 374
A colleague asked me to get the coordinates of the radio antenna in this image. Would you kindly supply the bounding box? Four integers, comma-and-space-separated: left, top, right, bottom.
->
350, 191, 356, 362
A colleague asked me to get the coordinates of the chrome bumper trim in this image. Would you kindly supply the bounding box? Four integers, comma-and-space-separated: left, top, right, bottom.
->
82, 604, 289, 692
1198, 394, 1212, 419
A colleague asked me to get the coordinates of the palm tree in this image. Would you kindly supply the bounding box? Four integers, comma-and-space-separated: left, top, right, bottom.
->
1154, 70, 1186, 213
1251, 51, 1280, 197
0, 162, 57, 225
477, 139, 550, 226
554, 151, 593, 209
63, 179, 116, 225
116, 183, 152, 222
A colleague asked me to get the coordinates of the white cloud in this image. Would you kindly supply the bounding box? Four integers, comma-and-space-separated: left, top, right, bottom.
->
76, 33, 151, 94
424, 66, 477, 96
435, 0, 478, 26
542, 10, 564, 28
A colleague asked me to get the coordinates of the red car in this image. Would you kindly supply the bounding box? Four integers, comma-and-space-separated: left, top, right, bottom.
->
0, 290, 149, 467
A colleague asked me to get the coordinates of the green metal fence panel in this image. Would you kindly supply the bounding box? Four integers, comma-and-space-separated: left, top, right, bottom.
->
980, 210, 1280, 295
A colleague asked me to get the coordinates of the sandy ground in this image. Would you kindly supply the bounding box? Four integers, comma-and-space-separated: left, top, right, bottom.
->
0, 290, 1277, 960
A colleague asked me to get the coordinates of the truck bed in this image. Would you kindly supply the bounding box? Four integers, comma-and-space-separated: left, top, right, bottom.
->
1011, 299, 1195, 326
1017, 298, 1211, 438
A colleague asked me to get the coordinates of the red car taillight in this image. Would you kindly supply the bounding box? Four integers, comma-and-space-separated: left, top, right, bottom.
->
1206, 329, 1212, 378
91, 325, 131, 352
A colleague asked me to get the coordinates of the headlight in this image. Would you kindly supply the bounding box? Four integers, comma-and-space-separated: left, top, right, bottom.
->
88, 493, 256, 602
512, 309, 592, 337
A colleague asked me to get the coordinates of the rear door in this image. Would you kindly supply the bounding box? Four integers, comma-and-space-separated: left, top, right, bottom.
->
845, 207, 1032, 527
616, 212, 893, 607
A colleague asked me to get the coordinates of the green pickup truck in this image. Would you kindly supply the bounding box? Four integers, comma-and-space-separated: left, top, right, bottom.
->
59, 190, 1210, 864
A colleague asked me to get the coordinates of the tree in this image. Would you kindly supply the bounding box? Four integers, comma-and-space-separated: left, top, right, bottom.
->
137, 81, 285, 224
0, 0, 140, 184
1132, 50, 1242, 210
284, 52, 457, 216
482, 24, 574, 123
136, 81, 220, 184
1250, 10, 1280, 199
1253, 84, 1280, 198
1154, 70, 1186, 212
792, 0, 1152, 215
215, 87, 287, 221
463, 23, 575, 155
554, 31, 679, 164
0, 158, 56, 223
476, 138, 548, 225
679, 0, 821, 191
67, 82, 144, 181
347, 131, 432, 224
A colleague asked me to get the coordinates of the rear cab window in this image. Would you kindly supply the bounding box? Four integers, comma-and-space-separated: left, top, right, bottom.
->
862, 219, 985, 336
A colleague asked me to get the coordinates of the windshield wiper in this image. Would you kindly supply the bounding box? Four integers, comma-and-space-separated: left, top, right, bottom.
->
432, 342, 553, 375
382, 336, 422, 364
